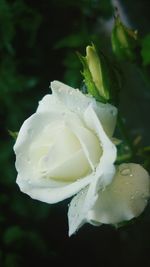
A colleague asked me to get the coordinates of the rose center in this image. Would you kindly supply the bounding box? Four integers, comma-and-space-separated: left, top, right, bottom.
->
30, 122, 102, 182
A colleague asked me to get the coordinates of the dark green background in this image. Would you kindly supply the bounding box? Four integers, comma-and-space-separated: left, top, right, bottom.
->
1, 0, 150, 266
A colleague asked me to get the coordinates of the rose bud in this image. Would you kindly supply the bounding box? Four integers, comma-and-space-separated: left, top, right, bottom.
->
111, 14, 139, 61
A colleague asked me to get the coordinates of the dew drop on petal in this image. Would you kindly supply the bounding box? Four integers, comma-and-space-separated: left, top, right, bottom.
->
28, 129, 33, 138
27, 157, 31, 163
119, 165, 132, 177
120, 168, 131, 176
110, 109, 116, 116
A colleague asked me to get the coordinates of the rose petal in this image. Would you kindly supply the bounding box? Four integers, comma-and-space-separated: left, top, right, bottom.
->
16, 173, 94, 204
68, 123, 102, 170
68, 178, 102, 236
94, 102, 117, 137
68, 187, 89, 236
51, 80, 91, 113
14, 111, 98, 203
37, 94, 69, 115
51, 80, 117, 136
87, 163, 150, 225
46, 149, 91, 181
84, 105, 116, 187
68, 106, 117, 235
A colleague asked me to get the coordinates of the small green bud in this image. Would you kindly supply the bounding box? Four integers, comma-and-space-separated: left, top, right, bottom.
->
78, 44, 120, 104
111, 15, 139, 61
86, 45, 109, 100
78, 44, 111, 102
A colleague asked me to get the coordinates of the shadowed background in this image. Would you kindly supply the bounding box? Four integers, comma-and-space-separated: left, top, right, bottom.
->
1, 0, 150, 266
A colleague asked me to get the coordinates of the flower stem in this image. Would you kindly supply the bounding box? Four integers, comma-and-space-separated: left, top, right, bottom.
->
117, 113, 134, 161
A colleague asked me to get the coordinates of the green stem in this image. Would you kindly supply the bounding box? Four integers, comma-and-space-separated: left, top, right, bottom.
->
117, 113, 134, 160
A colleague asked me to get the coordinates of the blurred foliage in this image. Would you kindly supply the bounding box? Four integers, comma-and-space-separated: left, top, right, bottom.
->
141, 34, 150, 66
0, 0, 150, 267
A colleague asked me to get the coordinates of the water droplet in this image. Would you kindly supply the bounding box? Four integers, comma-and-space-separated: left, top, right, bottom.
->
102, 187, 106, 192
120, 168, 131, 176
40, 166, 48, 177
27, 179, 32, 184
27, 157, 31, 163
119, 164, 132, 177
28, 129, 33, 137
141, 193, 148, 200
130, 195, 135, 200
110, 109, 116, 116
69, 91, 73, 95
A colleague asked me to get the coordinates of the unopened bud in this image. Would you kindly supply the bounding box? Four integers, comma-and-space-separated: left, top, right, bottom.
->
111, 15, 139, 61
78, 44, 120, 103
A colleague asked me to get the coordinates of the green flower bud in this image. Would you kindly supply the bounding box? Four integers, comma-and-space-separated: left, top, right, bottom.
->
86, 45, 109, 101
78, 44, 120, 104
111, 15, 139, 61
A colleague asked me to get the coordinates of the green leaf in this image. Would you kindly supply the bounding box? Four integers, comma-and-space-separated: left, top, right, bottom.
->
4, 253, 21, 267
141, 34, 150, 66
3, 226, 23, 245
54, 34, 86, 49
8, 130, 18, 140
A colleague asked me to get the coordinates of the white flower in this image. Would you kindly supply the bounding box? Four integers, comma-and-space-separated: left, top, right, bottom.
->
14, 81, 117, 204
68, 163, 150, 235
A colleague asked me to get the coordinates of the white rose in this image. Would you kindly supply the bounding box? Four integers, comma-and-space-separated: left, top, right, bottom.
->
14, 81, 117, 204
68, 163, 150, 235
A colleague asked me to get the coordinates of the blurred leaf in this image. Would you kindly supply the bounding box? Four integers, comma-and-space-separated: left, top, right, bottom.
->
12, 0, 42, 47
141, 34, 150, 65
4, 253, 21, 267
0, 193, 8, 204
12, 195, 50, 221
62, 52, 82, 86
3, 226, 23, 245
54, 33, 89, 49
8, 130, 18, 140
0, 215, 6, 223
0, 0, 15, 51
